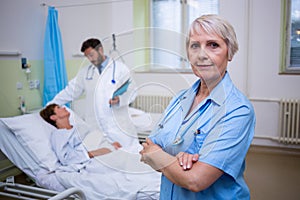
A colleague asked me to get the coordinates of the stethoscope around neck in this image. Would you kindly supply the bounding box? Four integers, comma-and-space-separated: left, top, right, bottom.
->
85, 59, 116, 84
157, 93, 211, 146
158, 95, 186, 130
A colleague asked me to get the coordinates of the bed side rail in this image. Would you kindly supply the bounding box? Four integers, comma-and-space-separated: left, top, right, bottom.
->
49, 187, 86, 200
0, 176, 86, 200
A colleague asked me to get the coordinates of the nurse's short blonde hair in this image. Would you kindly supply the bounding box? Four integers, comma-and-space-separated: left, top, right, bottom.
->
186, 14, 239, 61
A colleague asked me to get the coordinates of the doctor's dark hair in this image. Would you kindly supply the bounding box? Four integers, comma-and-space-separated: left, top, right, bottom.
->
39, 104, 58, 128
81, 38, 103, 52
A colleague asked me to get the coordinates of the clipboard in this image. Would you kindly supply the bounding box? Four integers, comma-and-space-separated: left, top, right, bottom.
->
112, 79, 131, 99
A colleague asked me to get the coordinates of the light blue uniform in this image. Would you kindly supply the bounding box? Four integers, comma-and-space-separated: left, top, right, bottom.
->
149, 72, 255, 200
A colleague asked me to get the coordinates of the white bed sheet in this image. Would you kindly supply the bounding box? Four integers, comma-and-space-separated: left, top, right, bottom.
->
54, 150, 161, 199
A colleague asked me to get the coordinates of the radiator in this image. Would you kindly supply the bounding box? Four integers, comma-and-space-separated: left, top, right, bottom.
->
131, 95, 173, 113
279, 99, 300, 144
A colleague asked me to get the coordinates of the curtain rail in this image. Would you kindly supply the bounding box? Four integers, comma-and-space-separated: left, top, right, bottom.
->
41, 0, 131, 8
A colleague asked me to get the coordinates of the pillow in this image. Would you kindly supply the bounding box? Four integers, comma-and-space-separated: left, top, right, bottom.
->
1, 107, 91, 172
1, 113, 58, 171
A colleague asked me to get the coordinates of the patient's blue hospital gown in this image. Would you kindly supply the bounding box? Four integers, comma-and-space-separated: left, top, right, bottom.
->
50, 126, 118, 174
51, 127, 90, 170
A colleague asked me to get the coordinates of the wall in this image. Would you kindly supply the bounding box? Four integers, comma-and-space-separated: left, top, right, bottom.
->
0, 0, 46, 116
0, 60, 43, 116
247, 0, 300, 148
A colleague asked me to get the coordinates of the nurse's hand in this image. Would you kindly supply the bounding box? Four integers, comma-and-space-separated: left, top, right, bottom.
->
140, 138, 161, 155
140, 138, 176, 171
176, 152, 199, 170
109, 96, 120, 105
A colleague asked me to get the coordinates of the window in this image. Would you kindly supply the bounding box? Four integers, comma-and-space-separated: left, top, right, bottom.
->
281, 0, 300, 74
150, 0, 219, 72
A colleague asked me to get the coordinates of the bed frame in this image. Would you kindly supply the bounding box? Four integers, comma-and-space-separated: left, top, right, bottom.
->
0, 151, 22, 182
0, 176, 86, 200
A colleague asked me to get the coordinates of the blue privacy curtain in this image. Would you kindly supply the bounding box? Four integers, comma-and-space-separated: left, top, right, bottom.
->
43, 7, 68, 106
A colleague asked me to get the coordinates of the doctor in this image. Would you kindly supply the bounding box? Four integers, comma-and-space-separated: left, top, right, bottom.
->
140, 15, 255, 199
48, 38, 140, 152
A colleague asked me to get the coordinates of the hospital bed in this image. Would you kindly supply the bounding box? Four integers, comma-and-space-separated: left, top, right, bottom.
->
0, 108, 161, 199
0, 119, 86, 200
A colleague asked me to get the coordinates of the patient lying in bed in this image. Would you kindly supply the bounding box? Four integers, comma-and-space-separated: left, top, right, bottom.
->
0, 105, 161, 199
40, 103, 118, 168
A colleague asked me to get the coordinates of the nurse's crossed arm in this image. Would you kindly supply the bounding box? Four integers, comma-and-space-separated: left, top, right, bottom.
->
176, 152, 199, 170
140, 138, 223, 192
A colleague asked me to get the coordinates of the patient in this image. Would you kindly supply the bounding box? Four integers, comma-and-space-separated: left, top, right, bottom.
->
40, 103, 120, 166
36, 104, 161, 199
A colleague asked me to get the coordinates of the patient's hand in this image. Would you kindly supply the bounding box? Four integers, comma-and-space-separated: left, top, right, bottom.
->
88, 148, 112, 158
176, 152, 199, 170
112, 142, 122, 149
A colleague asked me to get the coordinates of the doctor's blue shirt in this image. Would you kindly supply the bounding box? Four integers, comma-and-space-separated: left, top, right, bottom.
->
149, 72, 255, 200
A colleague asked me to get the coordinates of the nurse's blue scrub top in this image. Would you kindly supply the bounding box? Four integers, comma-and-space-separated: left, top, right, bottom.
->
149, 72, 255, 200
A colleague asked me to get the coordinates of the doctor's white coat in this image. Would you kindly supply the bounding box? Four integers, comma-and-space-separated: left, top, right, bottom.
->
48, 58, 140, 152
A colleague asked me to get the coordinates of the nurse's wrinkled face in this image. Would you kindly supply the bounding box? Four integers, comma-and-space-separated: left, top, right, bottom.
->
84, 47, 104, 66
187, 26, 229, 86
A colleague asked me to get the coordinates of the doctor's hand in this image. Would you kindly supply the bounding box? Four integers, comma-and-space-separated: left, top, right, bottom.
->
176, 152, 199, 171
109, 96, 120, 105
140, 138, 177, 171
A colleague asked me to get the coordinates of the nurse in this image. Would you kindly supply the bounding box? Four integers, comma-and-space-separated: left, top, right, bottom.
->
140, 14, 255, 199
48, 38, 140, 152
